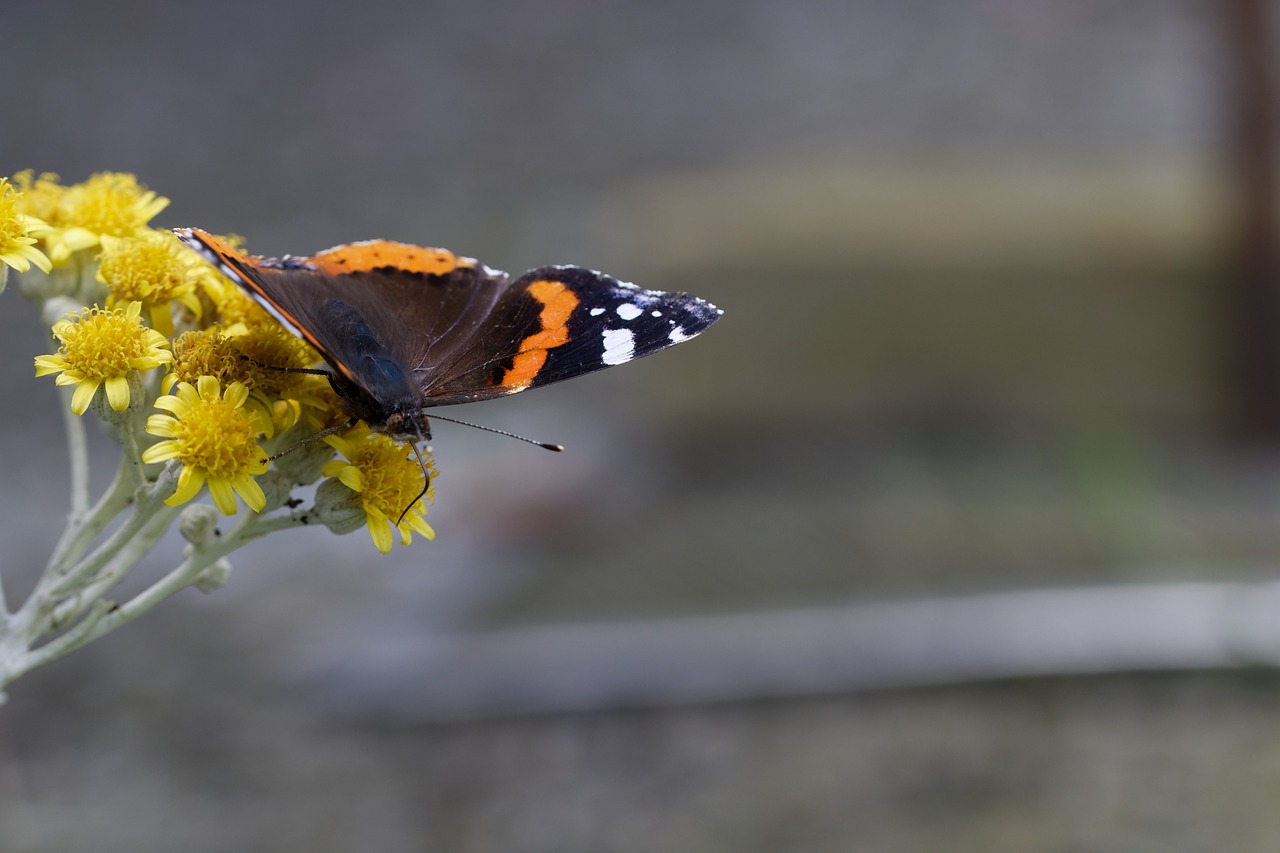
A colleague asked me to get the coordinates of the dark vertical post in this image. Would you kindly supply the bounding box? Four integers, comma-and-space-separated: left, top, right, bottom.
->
1223, 0, 1280, 439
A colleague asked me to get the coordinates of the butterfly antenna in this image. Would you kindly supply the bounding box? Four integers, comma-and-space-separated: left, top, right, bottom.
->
398, 419, 434, 527
268, 418, 357, 461
427, 412, 564, 452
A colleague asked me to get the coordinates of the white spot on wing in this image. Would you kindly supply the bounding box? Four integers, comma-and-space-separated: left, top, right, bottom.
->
652, 310, 663, 317
601, 328, 635, 365
669, 325, 693, 344
616, 303, 643, 321
589, 307, 606, 316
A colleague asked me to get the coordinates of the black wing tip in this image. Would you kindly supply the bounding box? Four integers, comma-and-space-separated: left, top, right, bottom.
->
522, 263, 724, 325
685, 294, 724, 326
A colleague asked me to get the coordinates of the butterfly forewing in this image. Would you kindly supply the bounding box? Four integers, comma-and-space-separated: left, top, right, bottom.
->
425, 266, 721, 403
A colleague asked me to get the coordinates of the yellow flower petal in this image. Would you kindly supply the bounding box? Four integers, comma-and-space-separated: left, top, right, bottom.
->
19, 243, 52, 274
323, 434, 356, 458
338, 466, 363, 491
153, 394, 192, 418
0, 251, 31, 273
406, 515, 435, 539
174, 382, 201, 406
368, 517, 394, 554
207, 478, 239, 515
166, 465, 206, 507
141, 440, 182, 462
59, 227, 99, 252
70, 380, 100, 415
34, 354, 69, 376
104, 375, 131, 411
223, 381, 249, 409
196, 374, 220, 402
230, 473, 267, 513
148, 302, 174, 339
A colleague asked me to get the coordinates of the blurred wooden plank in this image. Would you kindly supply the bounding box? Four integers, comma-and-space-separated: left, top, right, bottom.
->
305, 581, 1280, 723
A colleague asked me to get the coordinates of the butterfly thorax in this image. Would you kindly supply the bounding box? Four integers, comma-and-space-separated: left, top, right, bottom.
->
320, 298, 434, 440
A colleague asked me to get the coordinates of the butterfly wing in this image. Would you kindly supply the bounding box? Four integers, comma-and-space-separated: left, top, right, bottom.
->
178, 229, 513, 403
178, 229, 722, 411
426, 265, 724, 403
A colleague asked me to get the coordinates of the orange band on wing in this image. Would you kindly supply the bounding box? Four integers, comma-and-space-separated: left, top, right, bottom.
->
505, 350, 550, 389
308, 241, 475, 276
500, 279, 580, 390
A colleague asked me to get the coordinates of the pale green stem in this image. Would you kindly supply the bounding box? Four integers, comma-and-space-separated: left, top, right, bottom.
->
15, 599, 116, 678
45, 503, 182, 632
42, 463, 177, 601
8, 508, 277, 682
44, 390, 150, 578
43, 453, 134, 577
29, 391, 94, 601
117, 409, 149, 489
62, 393, 90, 517
8, 462, 176, 655
242, 509, 317, 537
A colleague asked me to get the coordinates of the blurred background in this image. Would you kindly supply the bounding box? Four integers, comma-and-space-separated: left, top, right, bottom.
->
8, 0, 1280, 849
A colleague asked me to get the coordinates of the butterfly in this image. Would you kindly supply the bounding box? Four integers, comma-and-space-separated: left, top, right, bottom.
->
176, 228, 722, 447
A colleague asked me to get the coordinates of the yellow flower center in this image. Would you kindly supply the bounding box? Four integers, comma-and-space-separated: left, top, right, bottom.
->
168, 397, 263, 478
56, 307, 162, 380
351, 435, 431, 517
229, 323, 319, 398
59, 172, 167, 237
98, 231, 197, 304
171, 328, 246, 387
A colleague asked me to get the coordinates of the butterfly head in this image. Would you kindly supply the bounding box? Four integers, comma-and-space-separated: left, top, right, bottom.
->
382, 408, 433, 443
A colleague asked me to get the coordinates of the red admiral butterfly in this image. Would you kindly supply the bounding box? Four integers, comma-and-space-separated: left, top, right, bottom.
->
176, 228, 722, 444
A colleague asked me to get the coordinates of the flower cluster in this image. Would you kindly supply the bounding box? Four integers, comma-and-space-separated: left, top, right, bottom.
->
15, 171, 435, 552
0, 176, 52, 280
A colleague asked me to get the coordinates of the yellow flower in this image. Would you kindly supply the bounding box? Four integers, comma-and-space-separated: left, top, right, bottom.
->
96, 230, 206, 337
11, 170, 66, 225
167, 326, 322, 431
142, 377, 272, 515
35, 302, 172, 415
177, 231, 248, 315
225, 320, 323, 400
212, 277, 277, 328
46, 172, 169, 263
167, 327, 248, 391
322, 425, 434, 553
0, 177, 53, 275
